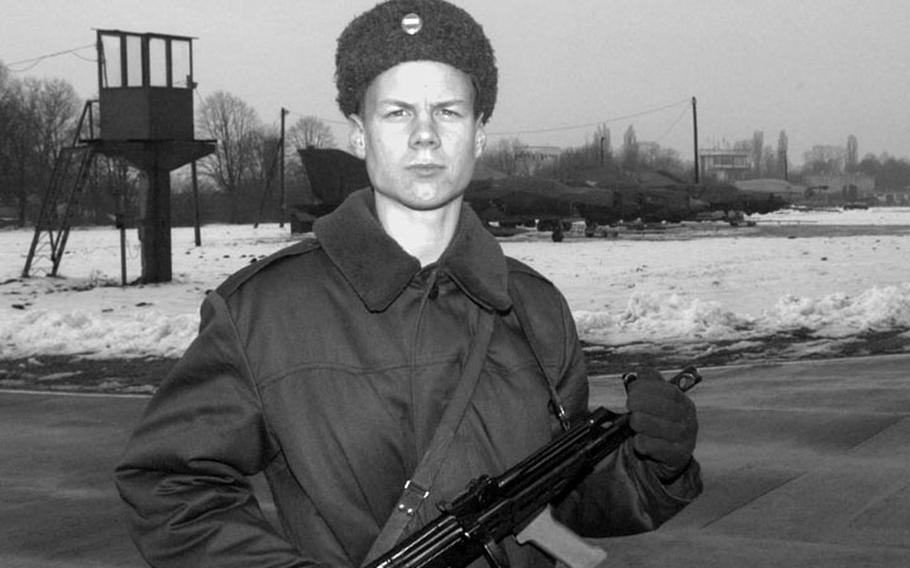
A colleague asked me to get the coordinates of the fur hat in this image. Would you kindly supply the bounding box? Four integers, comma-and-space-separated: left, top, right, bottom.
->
335, 0, 497, 123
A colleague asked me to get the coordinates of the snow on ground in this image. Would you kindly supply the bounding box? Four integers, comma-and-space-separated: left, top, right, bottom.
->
1, 207, 910, 363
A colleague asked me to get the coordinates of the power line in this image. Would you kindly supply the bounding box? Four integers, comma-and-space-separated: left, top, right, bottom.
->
272, 99, 694, 153
487, 98, 691, 137
655, 105, 692, 143
6, 43, 96, 73
70, 52, 98, 64
281, 98, 691, 139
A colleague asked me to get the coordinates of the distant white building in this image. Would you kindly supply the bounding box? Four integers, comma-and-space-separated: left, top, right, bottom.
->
803, 145, 847, 173
803, 173, 875, 201
698, 148, 752, 182
516, 145, 561, 174
874, 186, 910, 205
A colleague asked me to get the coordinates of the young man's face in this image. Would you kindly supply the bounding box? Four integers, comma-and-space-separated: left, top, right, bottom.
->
350, 60, 485, 212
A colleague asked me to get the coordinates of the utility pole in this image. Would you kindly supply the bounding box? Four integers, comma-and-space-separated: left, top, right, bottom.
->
279, 107, 288, 228
191, 160, 202, 246
692, 96, 700, 184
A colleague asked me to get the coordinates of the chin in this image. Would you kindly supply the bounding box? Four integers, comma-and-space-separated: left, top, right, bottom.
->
373, 180, 466, 212
403, 196, 454, 212
408, 185, 463, 209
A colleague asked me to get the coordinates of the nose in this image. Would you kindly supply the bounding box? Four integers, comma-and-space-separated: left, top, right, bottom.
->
409, 113, 440, 149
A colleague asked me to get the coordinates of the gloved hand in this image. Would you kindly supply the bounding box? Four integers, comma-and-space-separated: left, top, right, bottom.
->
625, 368, 698, 481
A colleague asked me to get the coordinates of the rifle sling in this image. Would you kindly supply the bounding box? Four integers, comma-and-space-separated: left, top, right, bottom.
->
362, 308, 496, 567
508, 280, 571, 432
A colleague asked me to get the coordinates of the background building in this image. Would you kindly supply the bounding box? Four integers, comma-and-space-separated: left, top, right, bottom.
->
699, 148, 752, 182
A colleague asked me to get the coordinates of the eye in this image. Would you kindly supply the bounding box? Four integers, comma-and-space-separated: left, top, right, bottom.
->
383, 107, 410, 119
438, 107, 463, 119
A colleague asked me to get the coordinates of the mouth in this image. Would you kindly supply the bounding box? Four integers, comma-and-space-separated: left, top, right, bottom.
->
407, 163, 445, 177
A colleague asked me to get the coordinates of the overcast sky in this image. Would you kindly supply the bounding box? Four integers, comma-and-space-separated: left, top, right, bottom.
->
4, 0, 910, 166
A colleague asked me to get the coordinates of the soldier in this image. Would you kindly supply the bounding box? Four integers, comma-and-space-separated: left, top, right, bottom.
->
115, 1, 701, 566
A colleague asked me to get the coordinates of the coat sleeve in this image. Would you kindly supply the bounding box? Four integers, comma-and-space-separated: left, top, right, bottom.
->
114, 292, 309, 568
549, 293, 703, 538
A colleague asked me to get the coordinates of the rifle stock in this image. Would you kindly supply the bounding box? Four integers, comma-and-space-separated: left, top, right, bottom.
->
515, 506, 607, 568
365, 367, 702, 568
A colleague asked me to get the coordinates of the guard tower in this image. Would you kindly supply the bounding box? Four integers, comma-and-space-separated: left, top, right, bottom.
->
22, 30, 215, 283
93, 29, 215, 282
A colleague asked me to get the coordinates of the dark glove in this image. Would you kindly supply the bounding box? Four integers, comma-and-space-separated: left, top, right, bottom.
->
625, 368, 698, 481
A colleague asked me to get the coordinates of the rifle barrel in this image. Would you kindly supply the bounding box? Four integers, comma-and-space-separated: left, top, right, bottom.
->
369, 515, 464, 568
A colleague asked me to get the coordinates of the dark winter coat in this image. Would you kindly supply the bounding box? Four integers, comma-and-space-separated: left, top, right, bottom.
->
115, 188, 701, 568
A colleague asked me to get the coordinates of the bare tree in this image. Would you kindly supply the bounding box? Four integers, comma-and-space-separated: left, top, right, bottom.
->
803, 145, 845, 175
287, 115, 336, 151
27, 77, 80, 157
82, 155, 141, 226
1, 74, 80, 225
642, 144, 684, 176
196, 91, 262, 221
478, 137, 526, 176
592, 123, 611, 165
285, 116, 336, 203
846, 134, 858, 173
253, 127, 282, 184
0, 63, 18, 218
762, 145, 777, 179
751, 130, 764, 176
621, 124, 639, 171
777, 130, 789, 180
251, 126, 284, 223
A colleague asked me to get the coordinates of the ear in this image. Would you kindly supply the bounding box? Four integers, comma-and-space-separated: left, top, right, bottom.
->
474, 118, 486, 159
348, 115, 366, 159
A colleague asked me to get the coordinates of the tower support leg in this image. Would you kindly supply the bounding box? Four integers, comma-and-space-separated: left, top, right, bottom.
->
139, 165, 172, 283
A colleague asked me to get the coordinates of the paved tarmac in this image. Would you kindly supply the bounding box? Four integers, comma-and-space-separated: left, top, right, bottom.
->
592, 355, 910, 567
1, 354, 908, 567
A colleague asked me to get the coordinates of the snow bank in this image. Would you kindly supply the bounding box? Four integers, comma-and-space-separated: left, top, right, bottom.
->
575, 283, 910, 347
2, 207, 909, 361
2, 308, 198, 359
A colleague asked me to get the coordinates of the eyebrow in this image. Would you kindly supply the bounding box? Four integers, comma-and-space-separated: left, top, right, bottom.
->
378, 98, 470, 109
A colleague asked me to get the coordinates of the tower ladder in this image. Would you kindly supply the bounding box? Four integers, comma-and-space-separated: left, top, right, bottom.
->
22, 101, 98, 278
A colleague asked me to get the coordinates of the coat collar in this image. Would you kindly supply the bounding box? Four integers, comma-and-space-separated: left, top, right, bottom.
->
314, 188, 512, 313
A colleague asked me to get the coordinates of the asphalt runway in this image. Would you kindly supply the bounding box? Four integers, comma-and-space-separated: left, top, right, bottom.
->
1, 354, 908, 567
591, 355, 910, 567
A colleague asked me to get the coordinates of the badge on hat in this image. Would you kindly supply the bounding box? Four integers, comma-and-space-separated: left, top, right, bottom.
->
401, 12, 422, 35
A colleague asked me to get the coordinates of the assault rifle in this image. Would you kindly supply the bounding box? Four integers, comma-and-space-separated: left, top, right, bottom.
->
366, 367, 702, 568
